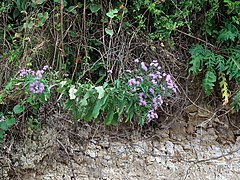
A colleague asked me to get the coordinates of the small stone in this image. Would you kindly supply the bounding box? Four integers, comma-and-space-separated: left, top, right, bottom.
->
85, 150, 97, 158
146, 156, 155, 164
155, 156, 167, 164
165, 141, 174, 156
103, 155, 111, 160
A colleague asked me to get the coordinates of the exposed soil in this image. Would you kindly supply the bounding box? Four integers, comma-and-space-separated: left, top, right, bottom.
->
1, 106, 240, 180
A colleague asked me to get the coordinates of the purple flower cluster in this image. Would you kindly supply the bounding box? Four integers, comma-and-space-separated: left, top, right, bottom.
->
141, 62, 148, 72
29, 80, 45, 94
166, 74, 177, 93
19, 65, 49, 78
147, 109, 158, 121
18, 65, 49, 94
126, 59, 178, 124
128, 78, 140, 86
152, 95, 163, 110
19, 69, 35, 77
138, 92, 147, 106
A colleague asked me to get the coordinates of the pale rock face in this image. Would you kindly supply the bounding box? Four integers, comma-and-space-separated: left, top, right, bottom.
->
2, 116, 240, 180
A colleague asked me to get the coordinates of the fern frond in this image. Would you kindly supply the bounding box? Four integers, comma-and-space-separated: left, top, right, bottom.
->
202, 70, 216, 96
219, 72, 230, 105
189, 44, 214, 74
189, 44, 205, 74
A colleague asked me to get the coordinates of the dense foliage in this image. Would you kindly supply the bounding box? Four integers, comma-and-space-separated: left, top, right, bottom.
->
0, 0, 239, 142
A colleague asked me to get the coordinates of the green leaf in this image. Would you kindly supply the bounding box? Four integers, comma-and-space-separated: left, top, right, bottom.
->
90, 3, 101, 13
118, 97, 126, 116
6, 117, 16, 127
0, 122, 8, 131
106, 9, 118, 18
126, 102, 134, 122
91, 93, 107, 120
189, 45, 205, 74
105, 28, 114, 36
67, 6, 77, 14
83, 100, 95, 122
95, 86, 105, 99
111, 113, 119, 126
13, 104, 25, 114
32, 0, 46, 5
91, 99, 102, 119
202, 70, 216, 95
104, 106, 114, 125
80, 90, 92, 106
140, 116, 145, 126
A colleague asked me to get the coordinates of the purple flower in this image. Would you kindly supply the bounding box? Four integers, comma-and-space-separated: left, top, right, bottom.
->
138, 92, 147, 98
141, 62, 148, 72
166, 75, 178, 93
149, 88, 155, 95
157, 95, 163, 105
139, 100, 147, 106
128, 78, 136, 86
137, 76, 143, 82
43, 65, 49, 70
134, 59, 140, 63
128, 78, 140, 86
29, 81, 45, 94
36, 70, 44, 78
152, 97, 157, 110
19, 69, 28, 77
149, 73, 157, 79
155, 71, 162, 79
151, 79, 157, 85
147, 109, 158, 122
150, 60, 158, 67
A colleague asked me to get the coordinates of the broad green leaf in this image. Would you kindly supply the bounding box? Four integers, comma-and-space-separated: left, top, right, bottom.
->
104, 106, 114, 125
106, 9, 118, 18
140, 116, 145, 126
32, 0, 45, 5
95, 86, 105, 99
13, 104, 25, 114
105, 28, 114, 36
80, 90, 92, 106
111, 113, 119, 126
83, 100, 95, 122
91, 99, 102, 119
126, 103, 135, 122
0, 129, 5, 142
90, 4, 101, 13
67, 6, 77, 14
59, 80, 67, 87
6, 117, 16, 127
118, 98, 126, 116
0, 121, 8, 131
91, 95, 108, 119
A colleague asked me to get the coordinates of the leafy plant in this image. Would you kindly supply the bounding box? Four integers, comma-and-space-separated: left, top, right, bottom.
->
59, 59, 178, 125
0, 113, 16, 143
0, 65, 53, 142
